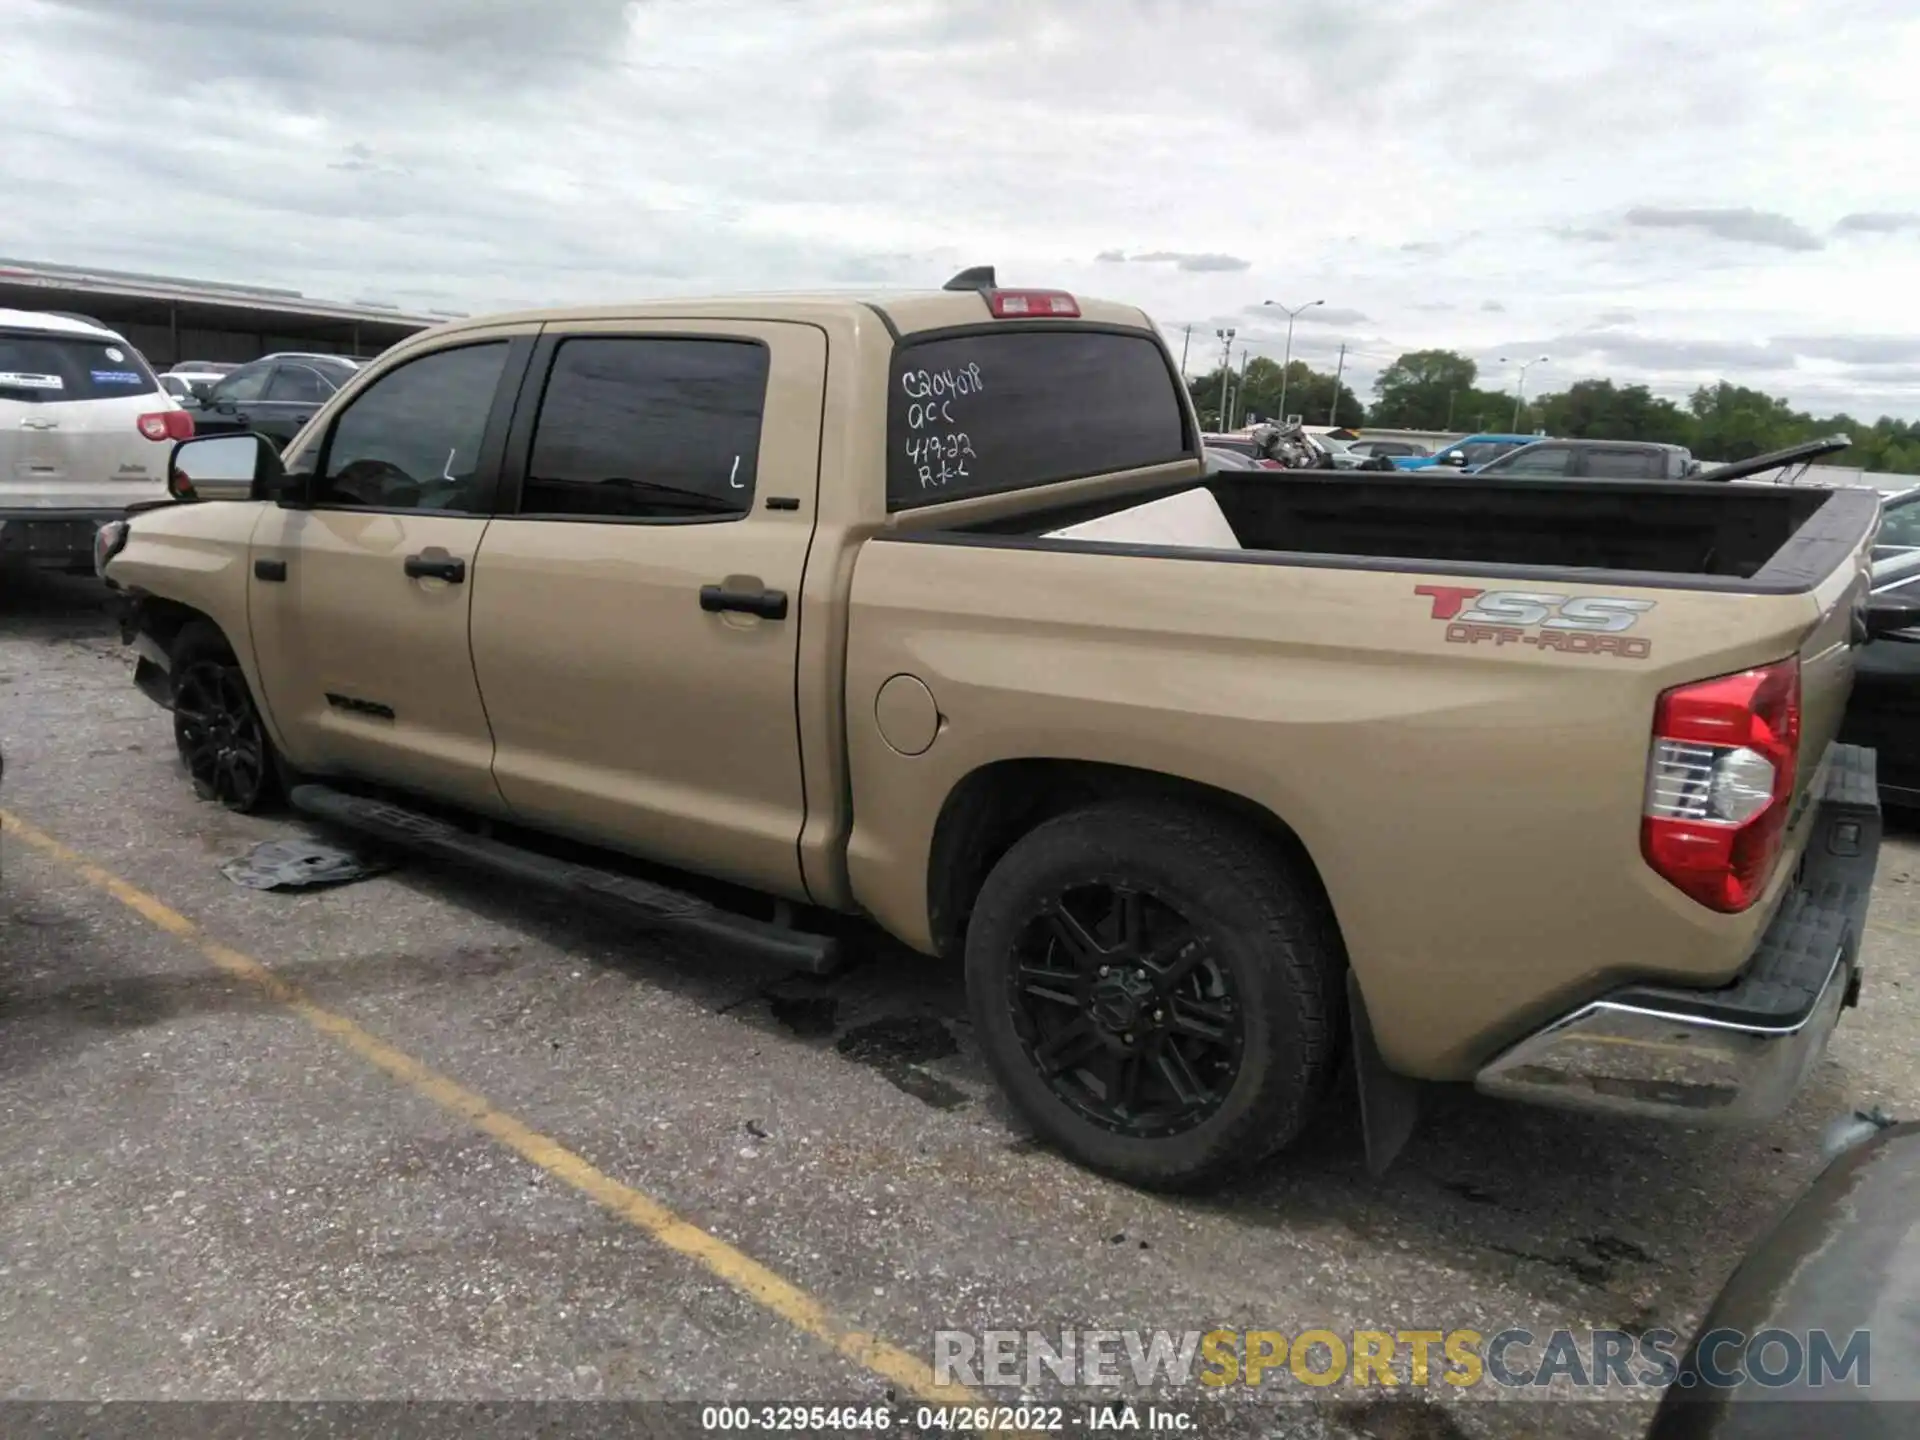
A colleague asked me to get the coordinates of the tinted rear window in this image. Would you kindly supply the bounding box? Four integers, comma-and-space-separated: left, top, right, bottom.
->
0, 331, 156, 402
886, 328, 1189, 509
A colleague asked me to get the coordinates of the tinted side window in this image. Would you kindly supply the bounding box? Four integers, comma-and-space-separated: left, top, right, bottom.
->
265, 364, 331, 403
1462, 440, 1527, 467
1877, 500, 1920, 548
1480, 445, 1558, 474
316, 343, 508, 512
519, 338, 768, 520
1584, 448, 1659, 479
886, 329, 1189, 509
214, 365, 271, 404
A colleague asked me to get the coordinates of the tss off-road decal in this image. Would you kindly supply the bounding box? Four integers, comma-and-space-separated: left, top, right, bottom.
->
1414, 584, 1657, 658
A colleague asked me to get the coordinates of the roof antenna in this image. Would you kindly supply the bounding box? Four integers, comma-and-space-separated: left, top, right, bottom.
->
942, 266, 996, 293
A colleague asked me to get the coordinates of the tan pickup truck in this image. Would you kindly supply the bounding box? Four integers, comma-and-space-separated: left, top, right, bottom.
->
98, 270, 1908, 1190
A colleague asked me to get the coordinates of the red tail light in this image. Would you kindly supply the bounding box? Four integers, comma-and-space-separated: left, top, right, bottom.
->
1641, 658, 1800, 913
138, 410, 195, 443
987, 289, 1080, 319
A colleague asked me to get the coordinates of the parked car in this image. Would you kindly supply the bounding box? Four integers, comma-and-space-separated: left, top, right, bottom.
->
1871, 486, 1920, 561
192, 353, 363, 446
1646, 1119, 1918, 1435
1347, 438, 1430, 461
1, 307, 192, 573
1199, 432, 1283, 469
1305, 433, 1396, 472
1394, 433, 1538, 472
1474, 439, 1698, 481
165, 361, 236, 400
1837, 547, 1920, 810
1299, 433, 1370, 471
102, 271, 1894, 1191
1202, 446, 1260, 472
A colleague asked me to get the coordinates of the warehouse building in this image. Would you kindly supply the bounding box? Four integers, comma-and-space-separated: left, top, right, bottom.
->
0, 257, 457, 370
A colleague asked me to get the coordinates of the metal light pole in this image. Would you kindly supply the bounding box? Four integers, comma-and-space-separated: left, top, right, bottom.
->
1214, 327, 1236, 430
1500, 354, 1550, 431
1231, 346, 1251, 428
1264, 298, 1323, 423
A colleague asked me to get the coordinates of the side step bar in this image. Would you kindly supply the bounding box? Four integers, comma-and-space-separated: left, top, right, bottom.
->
288, 784, 843, 974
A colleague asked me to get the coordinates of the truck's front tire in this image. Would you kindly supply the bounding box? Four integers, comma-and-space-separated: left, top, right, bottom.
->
169, 622, 286, 814
965, 800, 1342, 1191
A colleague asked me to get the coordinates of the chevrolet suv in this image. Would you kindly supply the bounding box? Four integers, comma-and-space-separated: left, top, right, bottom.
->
1, 309, 192, 573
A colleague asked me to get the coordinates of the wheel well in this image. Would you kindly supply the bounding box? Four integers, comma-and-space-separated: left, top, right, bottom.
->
134, 597, 229, 659
925, 759, 1341, 960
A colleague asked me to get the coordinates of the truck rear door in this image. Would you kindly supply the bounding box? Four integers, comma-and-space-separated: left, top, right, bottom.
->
468, 320, 826, 901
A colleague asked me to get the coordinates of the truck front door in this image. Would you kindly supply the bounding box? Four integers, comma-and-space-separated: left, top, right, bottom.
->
468, 321, 825, 900
247, 334, 532, 812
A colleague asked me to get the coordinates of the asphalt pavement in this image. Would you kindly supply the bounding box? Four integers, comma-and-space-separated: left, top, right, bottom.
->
3, 567, 1917, 1440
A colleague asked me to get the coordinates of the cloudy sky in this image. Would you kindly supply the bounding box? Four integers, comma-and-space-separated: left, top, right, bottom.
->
7, 0, 1920, 417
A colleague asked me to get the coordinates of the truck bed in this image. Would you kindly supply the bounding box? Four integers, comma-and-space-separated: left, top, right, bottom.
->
952, 471, 1875, 592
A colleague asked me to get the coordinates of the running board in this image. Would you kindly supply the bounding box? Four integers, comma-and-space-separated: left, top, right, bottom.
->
287, 784, 843, 974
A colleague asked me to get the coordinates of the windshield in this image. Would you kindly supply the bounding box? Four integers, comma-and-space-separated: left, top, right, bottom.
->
1459, 440, 1524, 466
0, 330, 158, 402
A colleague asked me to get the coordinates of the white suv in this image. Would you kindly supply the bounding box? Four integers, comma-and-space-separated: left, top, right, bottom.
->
2, 308, 192, 573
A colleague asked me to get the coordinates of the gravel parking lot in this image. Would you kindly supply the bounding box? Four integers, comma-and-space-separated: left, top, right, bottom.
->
3, 569, 1917, 1440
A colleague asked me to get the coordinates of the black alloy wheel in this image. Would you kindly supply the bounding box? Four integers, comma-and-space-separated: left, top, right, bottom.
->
1009, 881, 1244, 1139
172, 657, 272, 811
966, 799, 1342, 1190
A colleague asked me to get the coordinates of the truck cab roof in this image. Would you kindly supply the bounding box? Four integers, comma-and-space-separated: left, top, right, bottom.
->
412, 286, 1157, 347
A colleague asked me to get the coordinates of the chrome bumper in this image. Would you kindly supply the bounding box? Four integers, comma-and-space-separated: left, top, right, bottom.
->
1475, 743, 1880, 1124
1475, 944, 1851, 1121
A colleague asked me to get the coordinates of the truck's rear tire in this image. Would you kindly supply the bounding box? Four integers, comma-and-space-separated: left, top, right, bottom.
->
169, 622, 286, 813
965, 799, 1343, 1191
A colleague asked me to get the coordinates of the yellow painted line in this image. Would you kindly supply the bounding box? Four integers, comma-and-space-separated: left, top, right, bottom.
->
0, 807, 981, 1409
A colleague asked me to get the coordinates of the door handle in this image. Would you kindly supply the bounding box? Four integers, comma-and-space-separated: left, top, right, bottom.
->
699, 584, 788, 620
404, 549, 467, 583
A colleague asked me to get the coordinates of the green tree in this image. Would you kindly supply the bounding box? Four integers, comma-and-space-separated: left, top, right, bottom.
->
1687, 382, 1805, 462
1189, 357, 1364, 430
1370, 350, 1480, 429
1535, 380, 1696, 446
1248, 346, 1920, 477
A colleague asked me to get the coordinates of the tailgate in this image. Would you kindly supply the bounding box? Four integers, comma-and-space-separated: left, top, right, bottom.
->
4, 395, 165, 503
1787, 513, 1876, 813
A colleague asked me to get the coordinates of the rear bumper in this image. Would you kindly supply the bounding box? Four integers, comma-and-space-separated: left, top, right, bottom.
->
0, 510, 123, 565
1475, 743, 1880, 1123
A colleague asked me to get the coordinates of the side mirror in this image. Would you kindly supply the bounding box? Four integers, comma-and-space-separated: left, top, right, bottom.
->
167, 433, 282, 503
1862, 595, 1920, 642
1439, 450, 1469, 467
